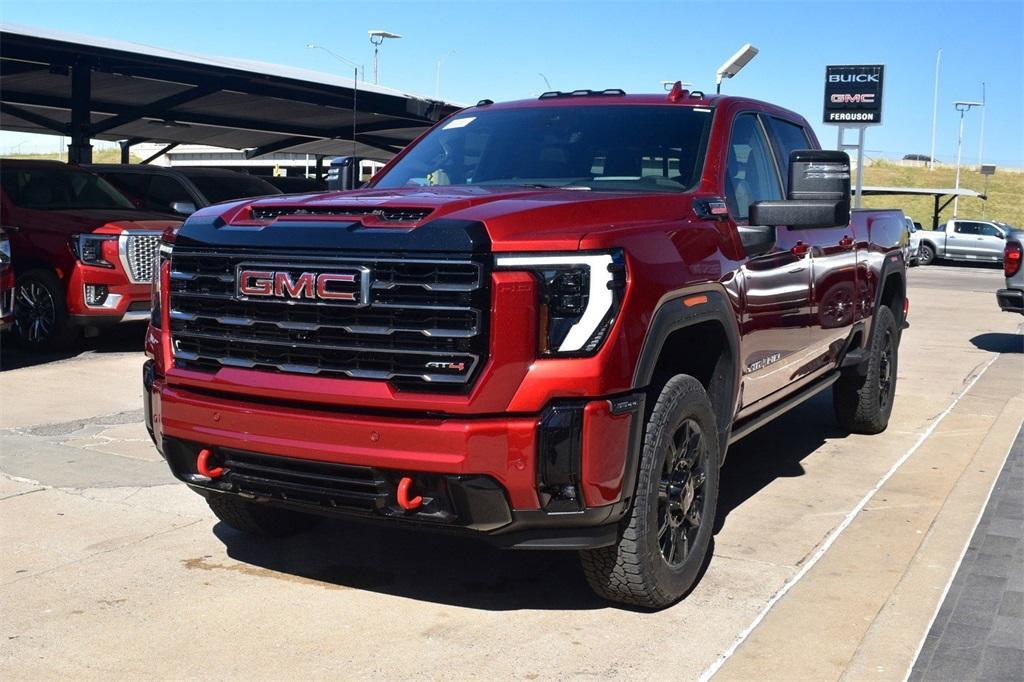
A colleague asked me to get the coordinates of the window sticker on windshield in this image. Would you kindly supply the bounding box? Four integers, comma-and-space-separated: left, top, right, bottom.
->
442, 117, 476, 130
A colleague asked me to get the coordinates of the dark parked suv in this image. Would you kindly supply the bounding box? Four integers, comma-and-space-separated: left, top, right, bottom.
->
87, 165, 281, 216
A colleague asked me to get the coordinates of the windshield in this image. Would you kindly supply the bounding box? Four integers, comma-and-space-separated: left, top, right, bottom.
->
1, 167, 136, 210
373, 105, 714, 193
184, 173, 281, 204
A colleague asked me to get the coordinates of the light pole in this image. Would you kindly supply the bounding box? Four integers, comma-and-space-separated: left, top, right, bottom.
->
368, 30, 401, 85
435, 50, 455, 100
977, 81, 986, 167
929, 48, 941, 170
952, 100, 982, 217
306, 43, 364, 81
715, 43, 758, 94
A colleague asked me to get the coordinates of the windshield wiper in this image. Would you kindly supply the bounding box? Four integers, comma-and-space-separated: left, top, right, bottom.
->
520, 183, 591, 191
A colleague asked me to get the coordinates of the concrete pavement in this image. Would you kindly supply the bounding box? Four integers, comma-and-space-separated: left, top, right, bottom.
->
1, 263, 1021, 680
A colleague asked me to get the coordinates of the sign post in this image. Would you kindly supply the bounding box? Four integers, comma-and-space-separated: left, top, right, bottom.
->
980, 164, 996, 217
823, 64, 885, 208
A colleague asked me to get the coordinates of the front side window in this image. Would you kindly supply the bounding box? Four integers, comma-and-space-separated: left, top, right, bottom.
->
1, 167, 135, 210
183, 173, 281, 204
766, 117, 811, 192
977, 223, 1004, 238
373, 105, 714, 194
725, 114, 783, 220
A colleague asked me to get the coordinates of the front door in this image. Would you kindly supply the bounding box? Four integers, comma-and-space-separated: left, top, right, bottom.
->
725, 113, 813, 410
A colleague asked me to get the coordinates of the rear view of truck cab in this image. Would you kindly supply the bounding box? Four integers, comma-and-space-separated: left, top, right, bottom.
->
144, 89, 907, 608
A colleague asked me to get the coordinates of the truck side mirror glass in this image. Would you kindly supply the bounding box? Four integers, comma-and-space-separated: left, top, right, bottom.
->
171, 200, 197, 215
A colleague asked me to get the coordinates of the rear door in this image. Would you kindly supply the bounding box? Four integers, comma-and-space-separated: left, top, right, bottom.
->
948, 221, 980, 259
766, 115, 858, 376
729, 113, 814, 411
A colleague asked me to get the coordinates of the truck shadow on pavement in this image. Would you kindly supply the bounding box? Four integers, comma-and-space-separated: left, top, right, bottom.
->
213, 392, 842, 611
970, 332, 1023, 354
0, 323, 148, 371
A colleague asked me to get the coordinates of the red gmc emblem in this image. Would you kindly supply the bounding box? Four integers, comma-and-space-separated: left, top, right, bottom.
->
237, 266, 369, 305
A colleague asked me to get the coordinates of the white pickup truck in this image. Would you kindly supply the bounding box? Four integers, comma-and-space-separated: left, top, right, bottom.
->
916, 219, 1013, 266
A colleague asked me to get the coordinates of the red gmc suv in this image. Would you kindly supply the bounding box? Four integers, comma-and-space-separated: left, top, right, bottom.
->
144, 89, 908, 608
1, 160, 181, 349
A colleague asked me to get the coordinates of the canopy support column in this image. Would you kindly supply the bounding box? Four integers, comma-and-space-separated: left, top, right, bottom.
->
67, 63, 92, 165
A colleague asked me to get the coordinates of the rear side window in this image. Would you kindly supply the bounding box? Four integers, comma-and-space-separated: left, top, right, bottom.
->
725, 114, 783, 220
954, 222, 980, 235
766, 117, 812, 192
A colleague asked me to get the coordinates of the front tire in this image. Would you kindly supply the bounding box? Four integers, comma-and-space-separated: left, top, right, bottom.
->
834, 305, 899, 434
206, 494, 323, 537
14, 270, 78, 351
917, 243, 936, 266
580, 375, 720, 609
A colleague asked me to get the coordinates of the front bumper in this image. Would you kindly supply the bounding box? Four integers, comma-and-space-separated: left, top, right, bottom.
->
67, 262, 151, 325
144, 361, 643, 549
997, 288, 1024, 314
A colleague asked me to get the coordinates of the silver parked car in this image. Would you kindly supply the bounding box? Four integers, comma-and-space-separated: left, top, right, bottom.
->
916, 219, 1011, 266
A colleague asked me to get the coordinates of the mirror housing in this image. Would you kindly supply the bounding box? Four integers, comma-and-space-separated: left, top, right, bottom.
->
170, 200, 197, 215
749, 150, 851, 228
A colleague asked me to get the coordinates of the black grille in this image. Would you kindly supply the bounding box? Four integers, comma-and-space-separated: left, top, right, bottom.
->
168, 247, 490, 391
222, 449, 388, 513
249, 206, 433, 222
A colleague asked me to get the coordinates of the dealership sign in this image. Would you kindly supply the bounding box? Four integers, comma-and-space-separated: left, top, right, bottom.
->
823, 65, 884, 125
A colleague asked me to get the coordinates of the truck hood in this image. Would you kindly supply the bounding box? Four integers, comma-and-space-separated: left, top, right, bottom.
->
195, 185, 699, 251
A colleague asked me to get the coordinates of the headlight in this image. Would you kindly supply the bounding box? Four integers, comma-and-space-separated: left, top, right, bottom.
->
70, 233, 118, 268
496, 250, 626, 356
151, 241, 173, 327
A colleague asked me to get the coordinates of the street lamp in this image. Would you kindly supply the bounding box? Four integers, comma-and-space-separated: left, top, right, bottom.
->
368, 30, 402, 85
306, 43, 364, 81
435, 49, 455, 100
952, 100, 983, 217
929, 48, 941, 171
715, 44, 758, 94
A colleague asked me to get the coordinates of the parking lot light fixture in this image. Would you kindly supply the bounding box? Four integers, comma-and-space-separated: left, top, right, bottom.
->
306, 43, 364, 82
715, 44, 758, 94
952, 100, 983, 217
368, 30, 402, 85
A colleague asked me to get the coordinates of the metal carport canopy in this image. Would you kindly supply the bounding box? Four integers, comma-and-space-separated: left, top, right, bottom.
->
0, 23, 461, 164
860, 186, 987, 230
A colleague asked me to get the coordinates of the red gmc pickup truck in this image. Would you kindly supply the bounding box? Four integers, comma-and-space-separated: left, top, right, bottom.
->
144, 88, 908, 608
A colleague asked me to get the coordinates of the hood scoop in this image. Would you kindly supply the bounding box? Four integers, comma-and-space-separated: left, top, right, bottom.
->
250, 205, 433, 223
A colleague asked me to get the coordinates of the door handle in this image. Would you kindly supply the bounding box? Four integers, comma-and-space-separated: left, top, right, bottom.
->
839, 235, 854, 249
791, 241, 809, 257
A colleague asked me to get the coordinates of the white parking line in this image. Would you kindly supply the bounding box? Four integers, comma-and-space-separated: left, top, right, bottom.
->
699, 352, 1002, 681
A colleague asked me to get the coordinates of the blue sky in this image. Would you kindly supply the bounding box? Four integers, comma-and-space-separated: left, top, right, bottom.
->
2, 0, 1022, 166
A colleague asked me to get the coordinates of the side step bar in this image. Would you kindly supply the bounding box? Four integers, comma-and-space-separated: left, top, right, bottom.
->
728, 372, 839, 444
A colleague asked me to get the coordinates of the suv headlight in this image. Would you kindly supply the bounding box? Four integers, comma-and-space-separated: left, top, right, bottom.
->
70, 233, 118, 268
496, 250, 626, 356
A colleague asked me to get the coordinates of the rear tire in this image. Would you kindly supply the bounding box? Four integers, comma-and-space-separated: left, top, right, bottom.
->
917, 243, 936, 266
579, 375, 720, 609
14, 270, 78, 351
206, 494, 323, 537
834, 305, 899, 434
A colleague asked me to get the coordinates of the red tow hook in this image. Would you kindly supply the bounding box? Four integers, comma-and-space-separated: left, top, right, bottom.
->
396, 476, 423, 511
196, 448, 224, 479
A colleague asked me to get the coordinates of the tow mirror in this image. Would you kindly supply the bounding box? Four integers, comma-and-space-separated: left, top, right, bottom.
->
750, 150, 851, 229
170, 200, 197, 215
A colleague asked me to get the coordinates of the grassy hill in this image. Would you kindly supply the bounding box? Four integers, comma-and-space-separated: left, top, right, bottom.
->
3, 149, 142, 164
861, 162, 1022, 228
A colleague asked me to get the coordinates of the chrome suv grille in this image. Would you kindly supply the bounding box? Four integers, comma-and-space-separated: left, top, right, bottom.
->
167, 247, 490, 391
121, 233, 161, 283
